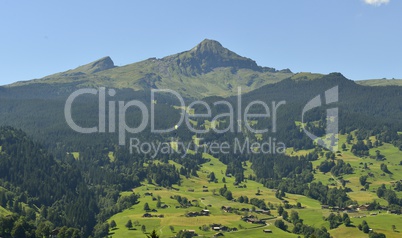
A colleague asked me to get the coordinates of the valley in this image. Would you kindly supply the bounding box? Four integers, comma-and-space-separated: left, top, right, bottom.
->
1, 40, 402, 238
102, 132, 402, 238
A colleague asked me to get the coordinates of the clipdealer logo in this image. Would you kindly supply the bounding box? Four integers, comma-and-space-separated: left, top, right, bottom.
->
64, 86, 339, 154
301, 86, 339, 152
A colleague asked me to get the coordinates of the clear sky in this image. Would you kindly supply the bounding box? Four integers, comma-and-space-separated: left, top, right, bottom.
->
0, 0, 400, 85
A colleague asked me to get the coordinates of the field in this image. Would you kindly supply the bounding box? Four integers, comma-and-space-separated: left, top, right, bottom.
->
107, 134, 402, 238
2, 130, 402, 237
356, 79, 402, 87
108, 155, 300, 238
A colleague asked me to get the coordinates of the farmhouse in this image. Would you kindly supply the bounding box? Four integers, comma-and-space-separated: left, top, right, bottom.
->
358, 205, 369, 211
186, 212, 198, 217
255, 209, 270, 215
244, 218, 265, 224
221, 206, 232, 212
331, 206, 340, 211
201, 209, 210, 215
388, 210, 398, 214
242, 215, 255, 220
186, 209, 210, 217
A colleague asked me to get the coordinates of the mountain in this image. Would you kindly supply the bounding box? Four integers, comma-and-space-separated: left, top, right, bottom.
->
63, 56, 115, 75
2, 39, 402, 148
2, 70, 402, 150
9, 39, 293, 98
3, 41, 402, 238
355, 78, 402, 87
164, 39, 262, 74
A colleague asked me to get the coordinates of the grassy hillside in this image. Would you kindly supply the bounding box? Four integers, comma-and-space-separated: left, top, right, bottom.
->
290, 72, 325, 81
107, 155, 300, 238
356, 79, 402, 87
0, 187, 15, 216
9, 59, 293, 99
298, 133, 402, 199
105, 131, 402, 238
8, 39, 294, 99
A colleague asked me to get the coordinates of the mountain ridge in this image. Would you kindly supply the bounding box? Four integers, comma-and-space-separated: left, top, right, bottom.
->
163, 39, 263, 75
355, 78, 402, 87
7, 39, 401, 98
71, 56, 115, 74
8, 39, 294, 98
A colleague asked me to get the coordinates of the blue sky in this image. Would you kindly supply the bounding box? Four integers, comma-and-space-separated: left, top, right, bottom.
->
0, 0, 400, 85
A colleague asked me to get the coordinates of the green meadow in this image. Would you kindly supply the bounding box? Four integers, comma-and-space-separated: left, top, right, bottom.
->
106, 131, 402, 238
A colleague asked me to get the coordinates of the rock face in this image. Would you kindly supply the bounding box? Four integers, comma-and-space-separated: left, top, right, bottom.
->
63, 56, 116, 75
9, 39, 295, 98
165, 39, 262, 75
84, 56, 115, 74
